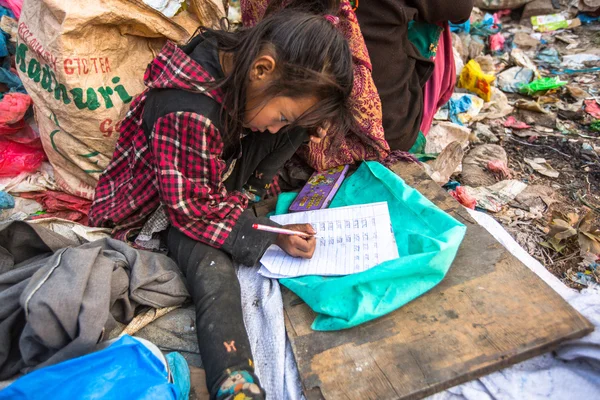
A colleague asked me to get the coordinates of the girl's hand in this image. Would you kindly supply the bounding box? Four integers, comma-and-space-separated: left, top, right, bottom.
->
310, 121, 331, 144
275, 224, 317, 258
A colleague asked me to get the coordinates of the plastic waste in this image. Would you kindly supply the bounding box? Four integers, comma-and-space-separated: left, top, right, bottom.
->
142, 0, 185, 17
449, 186, 477, 209
497, 66, 534, 93
531, 14, 581, 32
0, 93, 31, 135
0, 139, 46, 177
471, 13, 501, 37
425, 122, 471, 154
458, 59, 495, 102
0, 0, 21, 20
579, 13, 600, 25
464, 180, 527, 212
519, 77, 567, 95
524, 157, 560, 178
584, 100, 600, 119
450, 19, 470, 34
561, 54, 600, 70
489, 33, 506, 54
448, 95, 472, 125
535, 47, 561, 67
0, 190, 14, 209
0, 335, 184, 400
504, 116, 531, 129
487, 160, 511, 180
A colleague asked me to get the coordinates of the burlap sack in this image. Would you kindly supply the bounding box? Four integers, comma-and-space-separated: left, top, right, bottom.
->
474, 0, 534, 10
17, 0, 224, 199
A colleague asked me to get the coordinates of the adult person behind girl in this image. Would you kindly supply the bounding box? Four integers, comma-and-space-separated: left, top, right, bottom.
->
241, 0, 474, 169
89, 11, 353, 400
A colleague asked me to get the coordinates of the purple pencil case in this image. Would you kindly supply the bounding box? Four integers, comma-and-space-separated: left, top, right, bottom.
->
289, 165, 349, 212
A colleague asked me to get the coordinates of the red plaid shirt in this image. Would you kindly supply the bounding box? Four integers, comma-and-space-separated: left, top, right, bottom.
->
89, 41, 248, 247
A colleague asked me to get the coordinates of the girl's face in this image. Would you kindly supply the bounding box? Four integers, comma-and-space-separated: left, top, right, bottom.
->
243, 94, 317, 134
243, 54, 317, 134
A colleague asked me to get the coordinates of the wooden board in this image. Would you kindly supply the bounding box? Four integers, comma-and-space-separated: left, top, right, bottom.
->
282, 161, 594, 400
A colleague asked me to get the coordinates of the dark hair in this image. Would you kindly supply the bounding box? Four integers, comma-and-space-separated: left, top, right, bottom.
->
202, 9, 353, 139
265, 0, 341, 17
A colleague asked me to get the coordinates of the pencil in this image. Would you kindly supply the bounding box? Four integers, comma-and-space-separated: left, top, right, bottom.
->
252, 223, 319, 238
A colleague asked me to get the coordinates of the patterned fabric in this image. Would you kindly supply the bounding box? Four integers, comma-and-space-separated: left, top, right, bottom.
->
240, 0, 390, 171
89, 41, 248, 248
135, 205, 169, 250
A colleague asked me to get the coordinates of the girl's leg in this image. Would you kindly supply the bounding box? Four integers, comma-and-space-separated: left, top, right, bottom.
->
167, 227, 264, 399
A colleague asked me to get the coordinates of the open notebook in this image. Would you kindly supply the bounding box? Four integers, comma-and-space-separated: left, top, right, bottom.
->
258, 202, 399, 279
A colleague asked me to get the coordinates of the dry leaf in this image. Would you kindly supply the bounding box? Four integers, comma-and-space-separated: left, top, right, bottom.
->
548, 218, 578, 240
577, 209, 600, 255
540, 238, 567, 253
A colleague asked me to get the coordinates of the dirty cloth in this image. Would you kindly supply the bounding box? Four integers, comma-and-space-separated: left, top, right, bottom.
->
0, 221, 189, 380
236, 209, 600, 399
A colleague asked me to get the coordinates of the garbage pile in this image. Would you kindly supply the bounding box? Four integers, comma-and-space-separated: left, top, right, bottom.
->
0, 0, 224, 230
426, 1, 600, 289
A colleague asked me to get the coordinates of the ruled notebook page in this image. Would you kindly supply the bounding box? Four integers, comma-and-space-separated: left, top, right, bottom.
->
258, 202, 399, 279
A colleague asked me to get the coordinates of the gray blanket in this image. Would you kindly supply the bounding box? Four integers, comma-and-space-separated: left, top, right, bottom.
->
0, 221, 189, 379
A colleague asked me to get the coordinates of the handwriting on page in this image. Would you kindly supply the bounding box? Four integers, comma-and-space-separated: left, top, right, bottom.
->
258, 202, 399, 279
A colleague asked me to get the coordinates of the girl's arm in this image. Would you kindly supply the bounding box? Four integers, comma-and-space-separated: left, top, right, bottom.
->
150, 111, 279, 265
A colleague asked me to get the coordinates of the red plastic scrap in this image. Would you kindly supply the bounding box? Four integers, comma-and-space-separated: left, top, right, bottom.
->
19, 191, 92, 225
449, 186, 477, 209
489, 33, 505, 53
0, 139, 46, 177
0, 93, 31, 127
503, 116, 531, 129
584, 99, 600, 119
486, 159, 511, 180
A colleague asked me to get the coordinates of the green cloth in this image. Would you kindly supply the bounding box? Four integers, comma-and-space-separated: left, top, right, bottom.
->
408, 20, 443, 60
276, 162, 466, 331
406, 21, 442, 154
408, 130, 426, 154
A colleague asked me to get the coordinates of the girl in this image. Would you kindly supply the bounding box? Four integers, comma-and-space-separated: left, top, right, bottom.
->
89, 11, 353, 400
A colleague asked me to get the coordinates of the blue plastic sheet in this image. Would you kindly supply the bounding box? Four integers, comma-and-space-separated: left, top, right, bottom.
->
277, 162, 466, 331
0, 335, 178, 400
0, 7, 14, 58
536, 47, 561, 68
579, 14, 600, 25
0, 191, 14, 209
448, 95, 472, 125
471, 13, 500, 37
449, 20, 470, 34
0, 58, 26, 100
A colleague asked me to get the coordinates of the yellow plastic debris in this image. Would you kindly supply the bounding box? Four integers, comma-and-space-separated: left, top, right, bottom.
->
458, 60, 495, 102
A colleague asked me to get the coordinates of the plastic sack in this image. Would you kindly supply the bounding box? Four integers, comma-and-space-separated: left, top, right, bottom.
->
0, 139, 46, 177
0, 335, 180, 400
458, 60, 495, 102
17, 0, 225, 199
519, 77, 567, 95
276, 162, 466, 331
